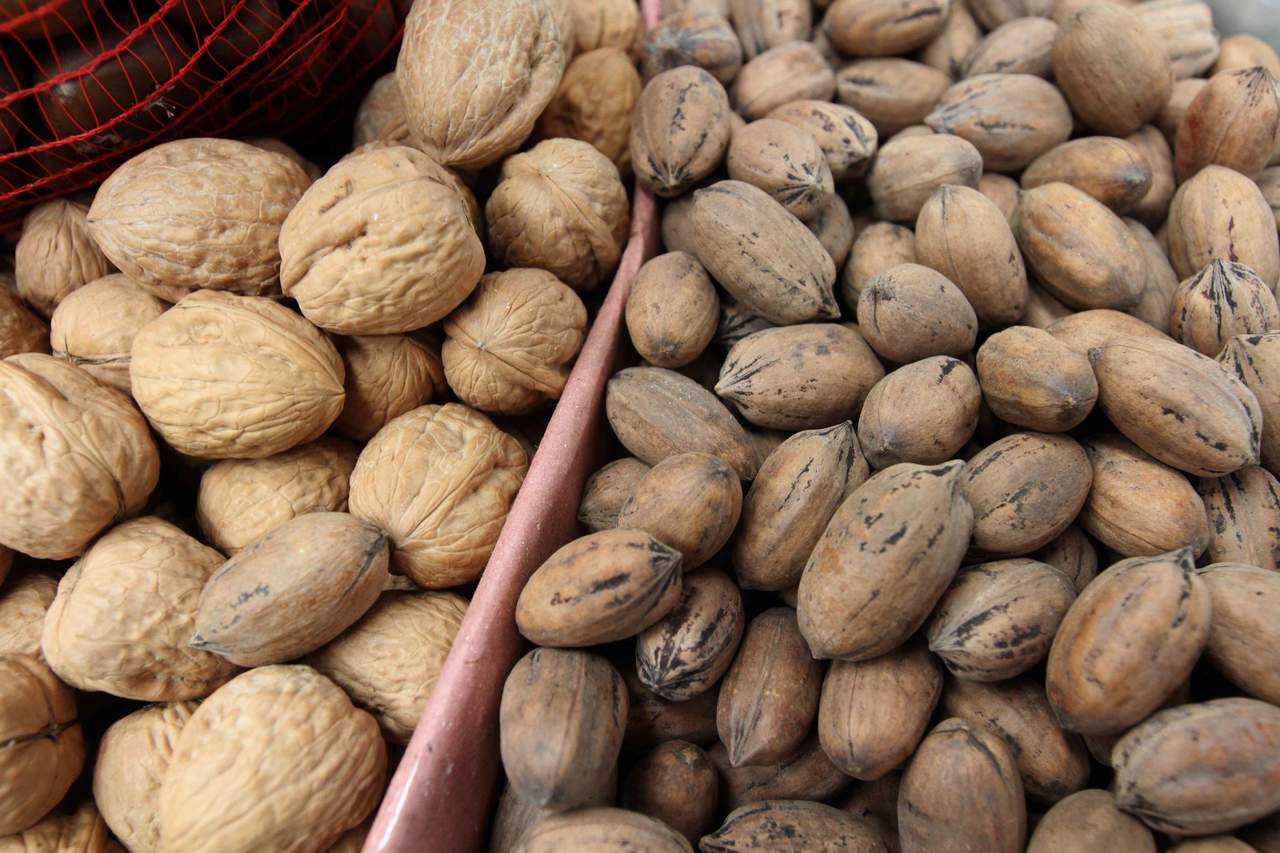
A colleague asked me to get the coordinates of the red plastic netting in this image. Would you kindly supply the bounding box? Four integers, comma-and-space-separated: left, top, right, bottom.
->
0, 0, 405, 229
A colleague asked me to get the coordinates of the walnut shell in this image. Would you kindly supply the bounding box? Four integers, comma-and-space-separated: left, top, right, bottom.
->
1027, 789, 1156, 853
43, 517, 236, 700
926, 73, 1072, 172
1167, 165, 1280, 290
836, 59, 952, 138
1197, 562, 1280, 705
130, 290, 344, 459
0, 288, 48, 359
0, 571, 56, 657
632, 66, 733, 198
443, 269, 588, 414
1175, 67, 1280, 181
196, 438, 359, 556
348, 404, 528, 588
976, 326, 1098, 432
622, 740, 719, 844
0, 654, 83, 836
245, 137, 321, 183
867, 133, 983, 223
927, 558, 1077, 681
857, 357, 981, 468
798, 461, 973, 660
571, 0, 639, 52
823, 0, 950, 57
94, 701, 198, 853
395, 0, 569, 169
578, 457, 651, 532
1113, 698, 1280, 835
192, 512, 388, 667
14, 199, 111, 317
352, 72, 409, 147
157, 666, 386, 853
731, 41, 835, 121
487, 139, 629, 293
899, 717, 1027, 853
640, 11, 742, 84
717, 607, 823, 766
857, 263, 977, 364
280, 146, 485, 334
334, 334, 444, 442
309, 589, 467, 743
2, 799, 119, 853
717, 324, 884, 430
537, 47, 642, 173
618, 453, 742, 571
818, 640, 942, 781
1046, 549, 1211, 734
1051, 4, 1173, 137
0, 354, 159, 559
626, 252, 719, 369
86, 139, 310, 300
692, 180, 839, 325
49, 273, 166, 393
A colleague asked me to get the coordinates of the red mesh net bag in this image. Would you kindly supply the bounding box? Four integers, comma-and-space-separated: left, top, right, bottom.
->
0, 0, 405, 229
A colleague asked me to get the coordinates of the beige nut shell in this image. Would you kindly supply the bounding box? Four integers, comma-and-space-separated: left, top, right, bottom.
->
537, 47, 642, 172
50, 274, 167, 393
157, 666, 386, 853
335, 335, 445, 442
42, 517, 237, 701
196, 438, 360, 556
352, 73, 410, 147
130, 290, 345, 460
487, 139, 630, 293
309, 590, 467, 744
444, 269, 587, 415
0, 287, 49, 358
13, 199, 112, 317
0, 571, 56, 657
395, 0, 570, 170
0, 353, 159, 559
348, 403, 529, 588
86, 138, 311, 300
280, 146, 485, 334
93, 701, 199, 853
1, 799, 121, 853
0, 654, 84, 837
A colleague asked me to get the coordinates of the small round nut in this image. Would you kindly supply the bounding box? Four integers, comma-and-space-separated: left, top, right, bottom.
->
14, 199, 112, 317
352, 73, 409, 147
280, 146, 485, 334
0, 287, 49, 358
486, 139, 630, 292
334, 335, 445, 442
196, 438, 360, 556
130, 290, 345, 459
443, 269, 588, 415
0, 353, 159, 559
49, 273, 166, 393
536, 47, 642, 173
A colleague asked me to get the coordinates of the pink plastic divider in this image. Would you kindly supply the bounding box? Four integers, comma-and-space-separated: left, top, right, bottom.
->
364, 61, 662, 852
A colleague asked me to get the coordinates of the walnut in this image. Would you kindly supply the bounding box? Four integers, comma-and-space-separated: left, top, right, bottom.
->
443, 269, 588, 415
244, 137, 322, 182
0, 571, 57, 657
50, 273, 166, 393
279, 146, 485, 334
129, 290, 345, 459
487, 138, 630, 292
14, 199, 112, 317
0, 354, 159, 559
0, 286, 48, 358
349, 403, 529, 588
42, 517, 238, 701
352, 73, 410, 147
335, 334, 447, 441
396, 0, 572, 169
86, 138, 312, 300
571, 0, 640, 52
536, 47, 642, 173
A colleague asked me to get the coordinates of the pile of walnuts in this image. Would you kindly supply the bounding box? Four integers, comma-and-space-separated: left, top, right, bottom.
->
0, 0, 640, 849
493, 1, 1280, 852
